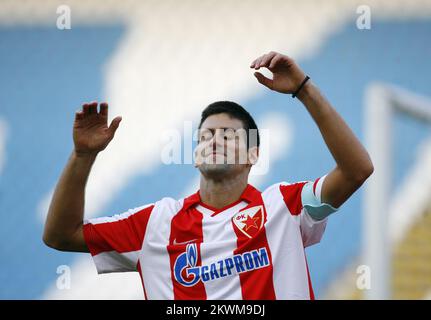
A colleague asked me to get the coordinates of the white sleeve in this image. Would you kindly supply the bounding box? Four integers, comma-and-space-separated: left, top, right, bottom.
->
300, 175, 338, 247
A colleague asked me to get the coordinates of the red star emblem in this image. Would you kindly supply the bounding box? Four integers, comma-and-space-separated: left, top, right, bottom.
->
232, 205, 264, 239
243, 214, 259, 231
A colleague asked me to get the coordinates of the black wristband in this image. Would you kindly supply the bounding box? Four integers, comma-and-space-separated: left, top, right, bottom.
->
292, 76, 310, 98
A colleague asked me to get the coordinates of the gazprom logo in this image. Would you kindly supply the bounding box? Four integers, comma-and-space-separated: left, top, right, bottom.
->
173, 244, 270, 287
186, 243, 197, 267
174, 243, 200, 287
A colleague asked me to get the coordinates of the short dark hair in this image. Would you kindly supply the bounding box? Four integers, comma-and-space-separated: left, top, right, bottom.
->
198, 101, 260, 148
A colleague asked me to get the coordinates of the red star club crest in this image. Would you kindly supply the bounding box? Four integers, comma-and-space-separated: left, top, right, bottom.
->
232, 205, 264, 238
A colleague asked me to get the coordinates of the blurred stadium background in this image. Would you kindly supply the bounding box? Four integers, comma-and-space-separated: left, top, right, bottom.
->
0, 0, 430, 299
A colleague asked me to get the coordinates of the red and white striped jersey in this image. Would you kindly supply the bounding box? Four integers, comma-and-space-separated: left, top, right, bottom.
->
83, 177, 332, 300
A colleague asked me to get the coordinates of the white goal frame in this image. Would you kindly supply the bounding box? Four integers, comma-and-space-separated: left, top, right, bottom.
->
364, 82, 431, 300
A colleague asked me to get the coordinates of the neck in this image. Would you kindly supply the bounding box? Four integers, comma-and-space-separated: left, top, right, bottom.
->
199, 171, 249, 210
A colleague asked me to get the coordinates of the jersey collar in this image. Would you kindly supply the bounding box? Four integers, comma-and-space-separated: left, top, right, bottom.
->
183, 183, 262, 212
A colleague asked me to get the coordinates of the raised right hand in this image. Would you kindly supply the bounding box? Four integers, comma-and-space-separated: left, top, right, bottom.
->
73, 101, 122, 156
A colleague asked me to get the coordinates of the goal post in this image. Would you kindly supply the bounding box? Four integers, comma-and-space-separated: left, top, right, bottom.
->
364, 82, 431, 300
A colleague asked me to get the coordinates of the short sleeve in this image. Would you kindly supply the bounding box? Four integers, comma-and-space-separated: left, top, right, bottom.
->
83, 203, 154, 274
279, 175, 338, 247
301, 175, 338, 221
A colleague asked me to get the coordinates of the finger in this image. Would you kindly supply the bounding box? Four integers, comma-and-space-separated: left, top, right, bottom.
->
258, 52, 277, 68
250, 54, 265, 68
82, 103, 90, 115
270, 54, 293, 69
254, 72, 273, 89
253, 55, 265, 70
250, 57, 259, 68
254, 56, 263, 69
88, 101, 98, 114
75, 110, 84, 121
108, 116, 122, 136
100, 102, 108, 116
268, 56, 282, 69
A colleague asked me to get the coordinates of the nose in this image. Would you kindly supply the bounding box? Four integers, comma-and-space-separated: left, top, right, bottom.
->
209, 130, 226, 154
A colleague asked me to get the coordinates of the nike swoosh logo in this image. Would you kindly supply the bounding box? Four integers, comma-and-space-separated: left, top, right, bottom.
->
173, 238, 198, 245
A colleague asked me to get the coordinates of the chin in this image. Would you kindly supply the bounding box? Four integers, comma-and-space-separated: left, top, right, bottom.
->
198, 163, 235, 177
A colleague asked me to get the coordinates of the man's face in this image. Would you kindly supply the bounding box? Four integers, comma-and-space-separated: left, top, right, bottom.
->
195, 113, 258, 179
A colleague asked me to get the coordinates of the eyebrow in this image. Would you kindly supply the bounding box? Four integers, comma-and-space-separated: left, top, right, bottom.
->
199, 127, 238, 133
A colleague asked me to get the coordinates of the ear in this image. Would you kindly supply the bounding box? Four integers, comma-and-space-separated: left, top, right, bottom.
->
248, 146, 259, 165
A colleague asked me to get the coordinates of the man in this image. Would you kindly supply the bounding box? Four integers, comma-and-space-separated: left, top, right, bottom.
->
43, 51, 373, 299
